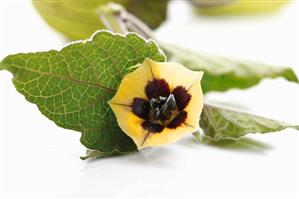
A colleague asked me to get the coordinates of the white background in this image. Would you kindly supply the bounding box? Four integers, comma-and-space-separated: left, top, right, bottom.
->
0, 1, 299, 199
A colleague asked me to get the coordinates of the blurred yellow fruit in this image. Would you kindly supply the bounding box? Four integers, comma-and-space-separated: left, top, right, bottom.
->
192, 0, 289, 15
32, 0, 168, 40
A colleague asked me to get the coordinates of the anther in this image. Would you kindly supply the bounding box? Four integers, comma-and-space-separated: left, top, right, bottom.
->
153, 108, 160, 120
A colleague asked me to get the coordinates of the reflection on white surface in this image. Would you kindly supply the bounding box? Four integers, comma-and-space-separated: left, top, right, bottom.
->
77, 136, 272, 198
73, 135, 297, 198
80, 148, 178, 197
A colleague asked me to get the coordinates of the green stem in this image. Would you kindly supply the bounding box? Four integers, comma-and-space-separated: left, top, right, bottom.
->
97, 3, 128, 34
121, 11, 156, 40
97, 3, 156, 40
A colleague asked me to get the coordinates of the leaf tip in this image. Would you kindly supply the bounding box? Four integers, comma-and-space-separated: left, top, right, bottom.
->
0, 61, 6, 71
282, 68, 299, 83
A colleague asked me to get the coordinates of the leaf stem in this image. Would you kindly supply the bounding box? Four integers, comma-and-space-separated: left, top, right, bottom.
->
97, 3, 128, 35
97, 3, 156, 40
120, 11, 156, 40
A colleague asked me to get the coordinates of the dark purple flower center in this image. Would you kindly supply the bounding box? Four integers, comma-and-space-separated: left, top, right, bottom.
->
132, 79, 191, 133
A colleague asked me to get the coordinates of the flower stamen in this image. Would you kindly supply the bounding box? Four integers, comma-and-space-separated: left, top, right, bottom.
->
131, 79, 193, 133
149, 94, 177, 122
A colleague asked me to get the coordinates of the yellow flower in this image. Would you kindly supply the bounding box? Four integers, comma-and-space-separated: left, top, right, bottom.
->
109, 59, 204, 149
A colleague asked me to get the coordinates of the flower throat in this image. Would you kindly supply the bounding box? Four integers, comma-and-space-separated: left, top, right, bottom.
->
131, 79, 192, 133
149, 94, 177, 122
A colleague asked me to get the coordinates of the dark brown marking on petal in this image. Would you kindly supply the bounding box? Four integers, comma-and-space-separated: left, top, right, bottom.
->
148, 60, 156, 80
187, 75, 202, 91
167, 111, 187, 129
145, 79, 170, 99
132, 98, 150, 119
110, 103, 132, 107
172, 86, 191, 111
183, 122, 195, 128
142, 121, 164, 133
140, 132, 151, 147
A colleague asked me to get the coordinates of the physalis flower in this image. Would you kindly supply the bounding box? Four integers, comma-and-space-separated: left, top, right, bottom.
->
109, 59, 204, 149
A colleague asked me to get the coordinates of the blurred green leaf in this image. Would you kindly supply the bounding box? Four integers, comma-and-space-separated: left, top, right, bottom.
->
0, 31, 165, 158
162, 43, 298, 93
199, 104, 299, 141
191, 0, 289, 15
32, 0, 168, 40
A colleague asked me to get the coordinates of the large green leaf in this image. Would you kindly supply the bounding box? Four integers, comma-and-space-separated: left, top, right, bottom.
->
0, 31, 165, 157
199, 103, 299, 141
162, 43, 298, 93
32, 0, 168, 40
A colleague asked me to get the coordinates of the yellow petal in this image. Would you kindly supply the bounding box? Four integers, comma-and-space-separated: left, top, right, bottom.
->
141, 124, 195, 149
184, 72, 204, 129
109, 104, 148, 148
109, 60, 153, 106
145, 58, 202, 90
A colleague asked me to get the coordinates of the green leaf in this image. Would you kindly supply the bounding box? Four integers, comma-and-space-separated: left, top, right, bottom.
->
199, 103, 299, 141
32, 0, 168, 40
162, 43, 298, 93
0, 31, 166, 157
80, 149, 135, 160
191, 0, 289, 15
